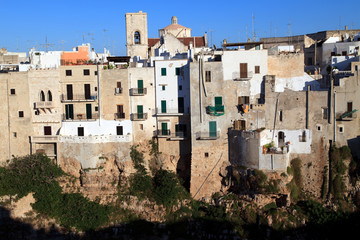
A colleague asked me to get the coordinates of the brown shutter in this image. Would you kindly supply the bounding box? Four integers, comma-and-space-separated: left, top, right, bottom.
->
240, 63, 248, 78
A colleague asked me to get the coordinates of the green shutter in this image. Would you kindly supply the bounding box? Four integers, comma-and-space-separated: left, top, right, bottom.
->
209, 121, 217, 137
86, 104, 92, 119
161, 122, 168, 135
161, 68, 166, 76
161, 100, 167, 113
215, 97, 222, 106
137, 80, 143, 94
137, 105, 143, 119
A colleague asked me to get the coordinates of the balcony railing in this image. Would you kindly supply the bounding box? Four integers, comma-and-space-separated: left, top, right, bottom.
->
152, 108, 188, 116
130, 113, 148, 121
61, 94, 97, 102
196, 131, 220, 140
114, 112, 126, 119
234, 71, 254, 81
207, 105, 225, 116
338, 110, 358, 121
34, 101, 54, 109
62, 113, 99, 121
130, 88, 147, 96
114, 88, 123, 95
153, 129, 171, 137
168, 131, 187, 140
31, 135, 59, 143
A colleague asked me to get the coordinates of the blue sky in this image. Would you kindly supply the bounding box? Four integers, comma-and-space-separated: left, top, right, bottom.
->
1, 0, 359, 56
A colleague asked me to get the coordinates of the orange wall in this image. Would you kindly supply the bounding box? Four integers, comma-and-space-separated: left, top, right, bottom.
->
61, 46, 89, 65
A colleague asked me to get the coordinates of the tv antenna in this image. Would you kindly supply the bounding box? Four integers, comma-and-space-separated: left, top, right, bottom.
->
39, 36, 55, 52
252, 13, 256, 42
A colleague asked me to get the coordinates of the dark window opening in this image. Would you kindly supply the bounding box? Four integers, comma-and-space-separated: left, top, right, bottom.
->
176, 67, 180, 75
339, 127, 344, 133
78, 127, 84, 136
205, 152, 209, 157
47, 91, 52, 101
94, 71, 98, 75
18, 111, 24, 118
279, 110, 283, 122
10, 89, 16, 95
44, 126, 52, 135
342, 51, 347, 56
179, 85, 182, 90
40, 91, 45, 101
331, 52, 336, 56
66, 70, 72, 76
238, 96, 250, 105
255, 66, 260, 74
240, 63, 248, 78
116, 126, 123, 135
83, 69, 90, 76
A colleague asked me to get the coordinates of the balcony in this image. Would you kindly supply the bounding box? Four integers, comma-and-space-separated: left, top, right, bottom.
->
337, 110, 358, 121
196, 131, 220, 140
34, 101, 54, 109
153, 108, 188, 116
234, 71, 254, 81
130, 113, 148, 121
168, 131, 187, 140
207, 105, 225, 116
130, 88, 147, 96
62, 113, 99, 121
114, 112, 126, 120
153, 129, 171, 137
114, 88, 123, 95
61, 94, 97, 102
31, 135, 59, 143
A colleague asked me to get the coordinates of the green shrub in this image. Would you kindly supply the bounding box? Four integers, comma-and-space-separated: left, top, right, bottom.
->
0, 154, 110, 231
130, 145, 146, 174
153, 169, 190, 208
0, 154, 64, 198
129, 173, 153, 200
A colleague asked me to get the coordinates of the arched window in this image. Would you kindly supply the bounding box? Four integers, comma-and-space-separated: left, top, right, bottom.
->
47, 90, 52, 102
134, 31, 141, 44
40, 91, 45, 101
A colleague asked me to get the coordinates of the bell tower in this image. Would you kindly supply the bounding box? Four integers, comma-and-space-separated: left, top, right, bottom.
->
125, 11, 148, 59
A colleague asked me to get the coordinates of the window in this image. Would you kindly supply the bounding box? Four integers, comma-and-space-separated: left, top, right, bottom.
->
176, 67, 180, 75
47, 91, 52, 101
94, 71, 98, 76
84, 84, 91, 99
162, 85, 166, 91
205, 71, 211, 82
238, 96, 250, 105
40, 91, 45, 101
35, 110, 39, 115
13, 132, 17, 138
205, 152, 209, 157
299, 131, 306, 142
116, 126, 123, 135
342, 51, 347, 56
322, 107, 328, 120
339, 126, 344, 133
94, 87, 97, 91
317, 125, 322, 131
44, 126, 52, 135
134, 31, 141, 44
139, 124, 143, 130
279, 110, 283, 122
66, 70, 72, 76
240, 63, 248, 78
83, 69, 90, 75
255, 66, 260, 74
10, 89, 15, 95
215, 96, 222, 106
18, 111, 24, 118
331, 52, 336, 56
161, 68, 167, 76
95, 106, 98, 111
78, 127, 84, 136
179, 85, 182, 90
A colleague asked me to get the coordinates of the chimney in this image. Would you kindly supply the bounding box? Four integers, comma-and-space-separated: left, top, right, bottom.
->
345, 25, 348, 30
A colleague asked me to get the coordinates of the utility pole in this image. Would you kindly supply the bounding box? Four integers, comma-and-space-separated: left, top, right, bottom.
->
103, 29, 108, 55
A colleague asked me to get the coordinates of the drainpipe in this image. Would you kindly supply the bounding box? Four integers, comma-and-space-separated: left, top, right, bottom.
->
306, 85, 310, 129
333, 91, 336, 144
6, 77, 11, 160
97, 62, 101, 126
199, 55, 202, 123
